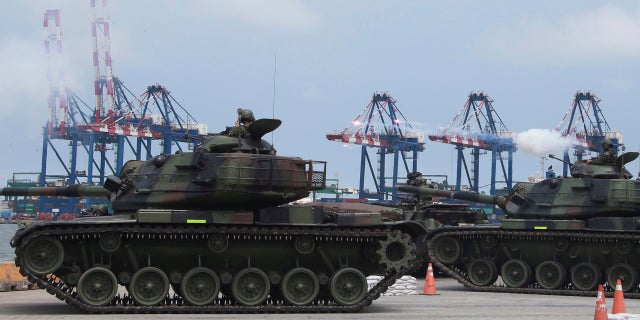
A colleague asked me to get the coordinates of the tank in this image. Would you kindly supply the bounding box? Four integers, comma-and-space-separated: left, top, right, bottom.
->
396, 151, 640, 297
394, 171, 489, 229
5, 118, 428, 313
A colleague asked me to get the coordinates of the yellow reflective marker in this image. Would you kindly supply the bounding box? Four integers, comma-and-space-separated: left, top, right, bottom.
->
187, 219, 207, 224
534, 226, 547, 230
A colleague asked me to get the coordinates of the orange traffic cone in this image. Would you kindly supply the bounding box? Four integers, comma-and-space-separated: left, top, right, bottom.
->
421, 263, 439, 295
612, 279, 627, 314
594, 284, 608, 320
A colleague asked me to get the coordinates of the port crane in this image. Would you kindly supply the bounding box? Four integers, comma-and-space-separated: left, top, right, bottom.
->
428, 92, 515, 194
326, 92, 425, 202
37, 1, 205, 215
556, 91, 622, 176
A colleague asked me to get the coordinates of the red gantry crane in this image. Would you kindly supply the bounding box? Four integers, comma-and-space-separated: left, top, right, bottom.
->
37, 1, 206, 215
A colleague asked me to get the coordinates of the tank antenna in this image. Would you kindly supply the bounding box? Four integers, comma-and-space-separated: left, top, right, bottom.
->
271, 49, 277, 144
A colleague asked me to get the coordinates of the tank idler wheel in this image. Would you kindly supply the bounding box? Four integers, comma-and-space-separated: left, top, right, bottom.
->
232, 267, 270, 306
180, 267, 221, 306
535, 260, 567, 290
501, 259, 532, 288
329, 267, 368, 306
570, 262, 601, 291
467, 258, 498, 286
607, 263, 638, 292
99, 233, 121, 253
433, 236, 463, 264
77, 267, 118, 307
281, 267, 319, 306
129, 267, 170, 306
376, 232, 416, 273
22, 236, 64, 275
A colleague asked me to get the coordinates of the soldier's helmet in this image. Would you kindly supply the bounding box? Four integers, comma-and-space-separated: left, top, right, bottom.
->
602, 137, 613, 149
237, 108, 255, 123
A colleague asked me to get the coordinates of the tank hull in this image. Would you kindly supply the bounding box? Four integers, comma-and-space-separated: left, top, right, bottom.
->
11, 209, 427, 313
428, 224, 640, 297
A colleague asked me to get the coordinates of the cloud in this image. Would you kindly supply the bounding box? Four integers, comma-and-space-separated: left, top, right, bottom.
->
0, 37, 48, 117
475, 4, 640, 65
0, 35, 93, 128
191, 0, 320, 31
604, 76, 634, 92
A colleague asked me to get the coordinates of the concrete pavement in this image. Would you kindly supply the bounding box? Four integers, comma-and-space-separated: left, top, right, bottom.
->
1, 278, 633, 319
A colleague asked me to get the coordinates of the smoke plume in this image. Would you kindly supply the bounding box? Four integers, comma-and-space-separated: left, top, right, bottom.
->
515, 128, 577, 156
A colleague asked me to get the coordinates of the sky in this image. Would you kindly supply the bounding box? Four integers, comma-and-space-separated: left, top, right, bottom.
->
1, 0, 640, 195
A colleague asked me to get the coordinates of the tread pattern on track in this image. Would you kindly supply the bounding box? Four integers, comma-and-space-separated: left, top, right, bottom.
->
428, 226, 638, 298
14, 223, 420, 313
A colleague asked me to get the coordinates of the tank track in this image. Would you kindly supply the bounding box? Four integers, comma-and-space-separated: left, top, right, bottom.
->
15, 223, 420, 313
428, 226, 640, 298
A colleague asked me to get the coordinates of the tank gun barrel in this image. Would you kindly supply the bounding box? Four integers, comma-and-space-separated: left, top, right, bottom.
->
395, 185, 506, 207
0, 185, 111, 198
548, 153, 574, 168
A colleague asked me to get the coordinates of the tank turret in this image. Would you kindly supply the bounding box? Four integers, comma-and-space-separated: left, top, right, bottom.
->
3, 118, 326, 213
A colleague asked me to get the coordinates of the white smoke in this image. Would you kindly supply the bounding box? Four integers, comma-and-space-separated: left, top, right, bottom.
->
515, 128, 577, 156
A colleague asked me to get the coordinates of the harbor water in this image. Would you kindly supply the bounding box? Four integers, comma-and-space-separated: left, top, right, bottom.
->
0, 224, 17, 261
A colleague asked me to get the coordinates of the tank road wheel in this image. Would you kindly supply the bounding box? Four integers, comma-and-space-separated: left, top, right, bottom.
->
129, 267, 170, 306
329, 267, 368, 306
570, 262, 601, 291
180, 267, 221, 306
607, 263, 638, 292
22, 236, 64, 275
501, 259, 532, 288
433, 236, 463, 264
281, 267, 319, 306
467, 258, 498, 286
77, 267, 118, 307
376, 232, 416, 273
232, 267, 270, 306
535, 261, 567, 290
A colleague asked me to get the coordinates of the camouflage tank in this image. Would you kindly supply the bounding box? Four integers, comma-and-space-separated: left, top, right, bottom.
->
395, 172, 489, 229
397, 151, 640, 297
4, 117, 428, 313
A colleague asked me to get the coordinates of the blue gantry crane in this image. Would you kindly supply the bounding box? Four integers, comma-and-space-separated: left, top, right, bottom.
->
556, 90, 622, 176
428, 92, 516, 194
326, 92, 425, 202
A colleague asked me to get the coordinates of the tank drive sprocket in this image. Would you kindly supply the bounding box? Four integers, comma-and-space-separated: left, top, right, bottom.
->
375, 231, 416, 273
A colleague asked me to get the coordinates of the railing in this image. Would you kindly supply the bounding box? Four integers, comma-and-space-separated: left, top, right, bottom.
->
216, 155, 326, 191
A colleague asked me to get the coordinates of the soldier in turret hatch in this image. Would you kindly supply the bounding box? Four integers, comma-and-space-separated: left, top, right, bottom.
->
228, 108, 255, 137
585, 137, 616, 165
